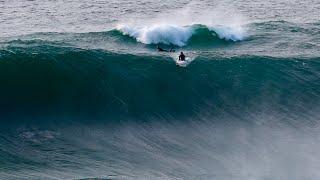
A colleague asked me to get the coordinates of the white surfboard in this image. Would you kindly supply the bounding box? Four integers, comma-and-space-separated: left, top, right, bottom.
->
176, 57, 192, 67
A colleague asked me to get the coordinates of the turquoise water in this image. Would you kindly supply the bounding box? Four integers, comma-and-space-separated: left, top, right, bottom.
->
1, 0, 320, 179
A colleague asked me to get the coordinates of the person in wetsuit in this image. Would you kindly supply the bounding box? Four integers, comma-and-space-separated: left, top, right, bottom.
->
157, 45, 175, 52
179, 52, 185, 61
169, 46, 175, 52
157, 45, 167, 52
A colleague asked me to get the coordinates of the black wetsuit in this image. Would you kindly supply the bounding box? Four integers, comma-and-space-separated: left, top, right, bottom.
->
157, 47, 167, 52
179, 53, 185, 61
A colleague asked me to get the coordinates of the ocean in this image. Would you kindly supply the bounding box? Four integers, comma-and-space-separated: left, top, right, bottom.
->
1, 0, 320, 179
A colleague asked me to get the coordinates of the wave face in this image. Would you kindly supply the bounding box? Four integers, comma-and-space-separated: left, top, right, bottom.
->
117, 24, 245, 46
1, 45, 320, 180
0, 46, 319, 120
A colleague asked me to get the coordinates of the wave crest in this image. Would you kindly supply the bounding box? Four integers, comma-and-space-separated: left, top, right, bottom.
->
116, 24, 193, 46
116, 24, 246, 46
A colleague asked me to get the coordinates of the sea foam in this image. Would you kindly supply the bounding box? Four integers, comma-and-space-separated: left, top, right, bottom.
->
117, 24, 193, 47
117, 23, 245, 46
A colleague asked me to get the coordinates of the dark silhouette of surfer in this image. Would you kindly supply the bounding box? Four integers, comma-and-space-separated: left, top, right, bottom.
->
157, 45, 167, 52
179, 52, 185, 61
157, 45, 175, 52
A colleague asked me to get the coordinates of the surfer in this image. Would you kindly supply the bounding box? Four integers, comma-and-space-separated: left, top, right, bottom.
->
179, 52, 185, 61
157, 45, 168, 52
157, 45, 175, 52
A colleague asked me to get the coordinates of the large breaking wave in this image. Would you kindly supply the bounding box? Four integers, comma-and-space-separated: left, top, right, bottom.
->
0, 19, 320, 180
1, 40, 320, 180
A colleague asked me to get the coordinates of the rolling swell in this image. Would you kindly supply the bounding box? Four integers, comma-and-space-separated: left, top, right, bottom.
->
1, 46, 320, 122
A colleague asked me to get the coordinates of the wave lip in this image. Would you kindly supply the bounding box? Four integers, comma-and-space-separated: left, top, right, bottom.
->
116, 23, 246, 46
117, 24, 193, 46
209, 25, 245, 41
